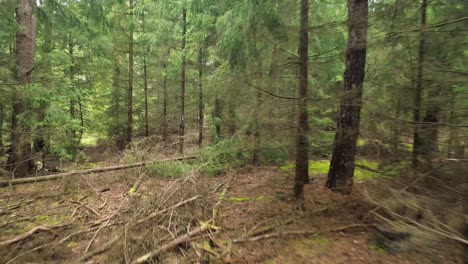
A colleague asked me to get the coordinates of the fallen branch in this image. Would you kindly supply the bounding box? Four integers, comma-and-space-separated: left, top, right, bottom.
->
232, 223, 374, 243
136, 195, 201, 224
0, 226, 53, 247
131, 224, 216, 264
77, 235, 120, 263
0, 155, 198, 187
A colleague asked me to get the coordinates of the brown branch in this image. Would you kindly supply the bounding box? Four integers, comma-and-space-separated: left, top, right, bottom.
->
0, 226, 53, 247
232, 223, 374, 243
136, 195, 201, 224
131, 226, 212, 264
0, 155, 198, 187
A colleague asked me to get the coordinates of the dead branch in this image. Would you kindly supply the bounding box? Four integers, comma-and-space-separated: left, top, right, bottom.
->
0, 226, 53, 247
232, 223, 374, 243
136, 195, 201, 224
131, 225, 214, 264
0, 155, 198, 187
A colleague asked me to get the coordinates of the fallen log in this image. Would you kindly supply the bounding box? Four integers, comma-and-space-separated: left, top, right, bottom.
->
0, 155, 198, 187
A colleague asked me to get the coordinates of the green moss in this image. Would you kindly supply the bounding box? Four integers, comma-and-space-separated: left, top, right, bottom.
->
369, 244, 386, 254
281, 159, 399, 180
314, 236, 331, 246
67, 241, 78, 248
227, 197, 250, 202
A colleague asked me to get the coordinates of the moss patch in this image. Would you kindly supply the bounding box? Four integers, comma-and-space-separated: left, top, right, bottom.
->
281, 159, 398, 180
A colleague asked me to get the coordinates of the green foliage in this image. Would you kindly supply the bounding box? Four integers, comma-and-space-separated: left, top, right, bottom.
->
146, 162, 195, 179
198, 135, 251, 176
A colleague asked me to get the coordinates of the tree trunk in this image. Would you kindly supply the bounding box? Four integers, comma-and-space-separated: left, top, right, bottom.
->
0, 106, 3, 155
68, 35, 77, 153
198, 46, 204, 147
447, 92, 464, 158
33, 17, 52, 167
179, 9, 187, 154
143, 53, 149, 138
143, 12, 149, 138
411, 0, 427, 169
213, 97, 222, 143
326, 0, 368, 192
9, 0, 37, 176
126, 0, 134, 145
293, 0, 310, 202
419, 86, 440, 169
161, 62, 168, 142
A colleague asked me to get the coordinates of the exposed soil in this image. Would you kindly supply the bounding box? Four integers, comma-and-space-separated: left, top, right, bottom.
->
0, 146, 464, 263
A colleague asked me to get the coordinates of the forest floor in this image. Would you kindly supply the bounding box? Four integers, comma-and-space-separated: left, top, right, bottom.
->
0, 141, 464, 263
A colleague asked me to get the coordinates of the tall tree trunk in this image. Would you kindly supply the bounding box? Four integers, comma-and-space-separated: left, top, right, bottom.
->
68, 35, 77, 147
179, 8, 187, 154
411, 0, 427, 169
143, 12, 149, 138
9, 0, 37, 176
419, 86, 440, 169
393, 97, 401, 153
198, 46, 204, 147
161, 62, 168, 142
293, 0, 310, 202
213, 97, 222, 143
447, 92, 464, 158
143, 53, 149, 138
126, 0, 134, 145
34, 16, 52, 167
326, 0, 368, 192
0, 106, 3, 155
252, 90, 262, 166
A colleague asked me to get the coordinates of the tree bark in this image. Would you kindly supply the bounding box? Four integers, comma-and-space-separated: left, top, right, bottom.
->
9, 0, 37, 176
213, 97, 222, 143
0, 106, 3, 155
294, 0, 310, 201
198, 46, 204, 147
326, 0, 368, 192
411, 0, 427, 169
179, 8, 187, 154
161, 61, 168, 142
143, 12, 149, 138
126, 0, 134, 145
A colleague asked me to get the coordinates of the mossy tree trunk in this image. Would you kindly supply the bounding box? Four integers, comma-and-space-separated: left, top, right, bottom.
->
326, 0, 368, 192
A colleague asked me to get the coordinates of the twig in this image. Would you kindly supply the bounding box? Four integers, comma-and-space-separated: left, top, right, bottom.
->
131, 225, 214, 264
77, 235, 121, 263
136, 195, 201, 224
232, 223, 374, 243
0, 226, 53, 247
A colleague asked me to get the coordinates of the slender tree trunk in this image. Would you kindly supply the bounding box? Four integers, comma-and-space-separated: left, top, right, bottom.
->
126, 0, 134, 145
68, 35, 76, 142
213, 97, 222, 143
9, 0, 37, 176
412, 0, 427, 169
0, 106, 3, 155
179, 8, 187, 154
393, 97, 401, 152
198, 46, 204, 147
161, 62, 168, 142
34, 17, 52, 167
293, 0, 310, 202
143, 12, 149, 138
447, 92, 464, 158
252, 90, 262, 166
326, 0, 368, 192
143, 53, 149, 138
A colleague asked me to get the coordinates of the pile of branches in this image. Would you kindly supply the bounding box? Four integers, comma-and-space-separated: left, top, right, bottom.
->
0, 167, 230, 263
